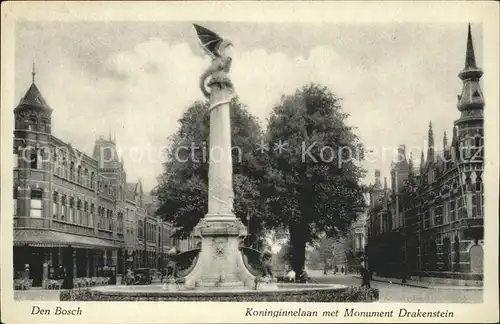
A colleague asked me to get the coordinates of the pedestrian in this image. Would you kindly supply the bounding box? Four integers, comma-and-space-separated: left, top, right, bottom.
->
360, 266, 371, 288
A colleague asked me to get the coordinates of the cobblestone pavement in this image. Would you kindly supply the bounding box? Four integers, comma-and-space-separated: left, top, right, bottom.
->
310, 273, 483, 303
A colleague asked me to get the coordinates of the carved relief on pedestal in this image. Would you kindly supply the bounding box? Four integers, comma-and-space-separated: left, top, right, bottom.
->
213, 237, 226, 258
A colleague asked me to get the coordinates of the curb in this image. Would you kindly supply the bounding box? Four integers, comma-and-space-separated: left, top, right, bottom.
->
353, 275, 483, 290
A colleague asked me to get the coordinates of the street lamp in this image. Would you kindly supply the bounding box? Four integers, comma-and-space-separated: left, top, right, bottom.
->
246, 211, 250, 247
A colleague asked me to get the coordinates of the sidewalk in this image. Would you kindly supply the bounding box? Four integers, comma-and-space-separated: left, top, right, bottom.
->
353, 274, 483, 290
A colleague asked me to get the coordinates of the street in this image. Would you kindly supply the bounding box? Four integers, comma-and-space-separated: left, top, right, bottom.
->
310, 273, 483, 303
14, 274, 483, 303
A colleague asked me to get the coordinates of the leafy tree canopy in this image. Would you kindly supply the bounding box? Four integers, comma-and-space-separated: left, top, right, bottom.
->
153, 98, 269, 246
264, 83, 367, 275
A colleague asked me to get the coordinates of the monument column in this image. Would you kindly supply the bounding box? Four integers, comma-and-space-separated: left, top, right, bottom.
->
182, 24, 255, 289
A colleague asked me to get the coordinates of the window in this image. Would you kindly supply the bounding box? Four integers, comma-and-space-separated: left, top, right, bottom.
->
61, 195, 67, 221
457, 197, 464, 219
90, 204, 95, 227
30, 189, 43, 218
430, 209, 434, 227
29, 117, 37, 131
70, 162, 75, 181
53, 151, 58, 174
83, 201, 88, 225
53, 192, 59, 219
77, 199, 82, 224
108, 211, 113, 231
62, 160, 67, 178
84, 169, 89, 187
69, 197, 75, 223
14, 152, 19, 168
472, 194, 477, 218
30, 151, 38, 169
13, 188, 18, 216
77, 166, 82, 184
138, 220, 144, 240
443, 201, 450, 224
90, 173, 95, 189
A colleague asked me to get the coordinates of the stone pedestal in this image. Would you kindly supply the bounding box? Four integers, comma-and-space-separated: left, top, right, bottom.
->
184, 217, 255, 288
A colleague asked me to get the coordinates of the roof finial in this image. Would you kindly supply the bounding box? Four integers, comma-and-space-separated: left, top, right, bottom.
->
32, 62, 36, 84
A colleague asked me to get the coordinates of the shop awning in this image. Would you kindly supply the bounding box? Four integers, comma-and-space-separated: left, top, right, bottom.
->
14, 229, 120, 249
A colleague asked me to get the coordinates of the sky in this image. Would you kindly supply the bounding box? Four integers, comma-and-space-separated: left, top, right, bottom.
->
14, 21, 483, 192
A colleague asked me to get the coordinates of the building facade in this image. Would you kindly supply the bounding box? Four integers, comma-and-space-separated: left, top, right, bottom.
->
13, 74, 196, 287
366, 25, 484, 280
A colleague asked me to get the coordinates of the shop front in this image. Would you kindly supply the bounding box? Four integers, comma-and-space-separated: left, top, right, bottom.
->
14, 229, 120, 288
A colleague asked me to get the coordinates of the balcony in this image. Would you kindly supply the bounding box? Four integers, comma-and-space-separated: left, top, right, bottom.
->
52, 219, 95, 236
14, 217, 51, 229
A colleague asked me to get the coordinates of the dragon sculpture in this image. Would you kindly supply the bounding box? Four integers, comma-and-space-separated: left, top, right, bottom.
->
194, 24, 234, 102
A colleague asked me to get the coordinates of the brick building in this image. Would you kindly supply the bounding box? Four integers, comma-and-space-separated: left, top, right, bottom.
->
13, 71, 196, 287
366, 25, 484, 280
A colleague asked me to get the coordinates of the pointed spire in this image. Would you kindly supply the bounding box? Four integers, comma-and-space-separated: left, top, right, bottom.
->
420, 151, 425, 171
457, 24, 484, 114
464, 23, 477, 69
427, 121, 435, 163
443, 131, 448, 149
408, 152, 414, 179
374, 170, 381, 189
32, 62, 36, 84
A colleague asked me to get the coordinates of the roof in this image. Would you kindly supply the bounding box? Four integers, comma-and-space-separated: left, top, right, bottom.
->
125, 182, 138, 201
16, 83, 52, 111
14, 229, 119, 249
126, 182, 138, 192
145, 202, 157, 216
464, 23, 477, 69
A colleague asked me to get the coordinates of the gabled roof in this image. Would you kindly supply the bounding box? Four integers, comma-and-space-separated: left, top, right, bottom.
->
15, 83, 52, 111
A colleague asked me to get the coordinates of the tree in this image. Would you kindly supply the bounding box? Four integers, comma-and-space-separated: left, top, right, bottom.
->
153, 98, 269, 246
264, 84, 366, 279
318, 236, 336, 272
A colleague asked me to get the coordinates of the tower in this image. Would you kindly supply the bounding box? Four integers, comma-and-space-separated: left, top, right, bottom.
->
14, 65, 53, 168
454, 24, 484, 159
13, 65, 53, 219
